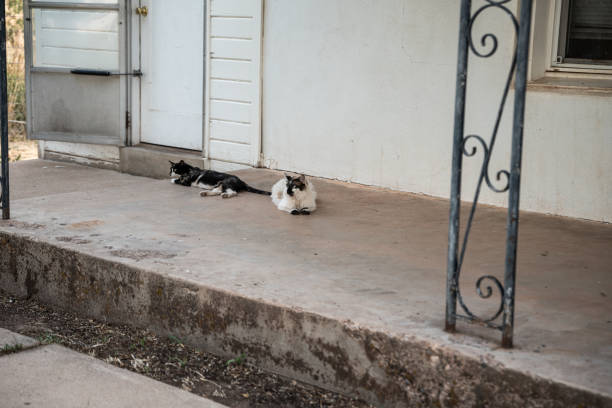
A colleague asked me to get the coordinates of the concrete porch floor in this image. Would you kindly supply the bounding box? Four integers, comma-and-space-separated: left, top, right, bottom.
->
1, 160, 611, 407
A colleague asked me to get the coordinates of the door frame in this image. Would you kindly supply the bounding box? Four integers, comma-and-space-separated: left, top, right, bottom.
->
203, 0, 210, 160
129, 0, 139, 146
24, 0, 130, 146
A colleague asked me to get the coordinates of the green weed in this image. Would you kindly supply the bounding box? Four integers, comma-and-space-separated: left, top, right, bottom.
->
226, 353, 246, 366
1, 343, 23, 354
38, 333, 62, 344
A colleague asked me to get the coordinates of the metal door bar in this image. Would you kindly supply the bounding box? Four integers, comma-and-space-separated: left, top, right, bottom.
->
29, 2, 119, 11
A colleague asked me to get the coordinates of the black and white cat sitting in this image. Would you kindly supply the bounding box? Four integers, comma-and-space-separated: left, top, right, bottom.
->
271, 174, 317, 215
169, 160, 270, 198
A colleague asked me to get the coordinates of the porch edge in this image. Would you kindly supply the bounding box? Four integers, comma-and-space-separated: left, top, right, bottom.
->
0, 230, 610, 408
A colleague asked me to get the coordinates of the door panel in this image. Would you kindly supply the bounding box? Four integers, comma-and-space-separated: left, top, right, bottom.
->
31, 73, 120, 144
32, 8, 119, 69
25, 1, 127, 145
207, 0, 262, 166
139, 0, 203, 151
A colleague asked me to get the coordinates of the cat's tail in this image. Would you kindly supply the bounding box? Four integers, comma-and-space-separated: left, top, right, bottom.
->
245, 185, 271, 195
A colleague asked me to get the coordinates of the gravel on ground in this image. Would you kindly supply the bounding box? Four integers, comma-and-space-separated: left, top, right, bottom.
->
0, 290, 373, 408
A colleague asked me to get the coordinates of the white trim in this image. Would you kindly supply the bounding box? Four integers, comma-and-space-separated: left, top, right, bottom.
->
129, 0, 141, 146
201, 0, 208, 159
254, 0, 264, 168
118, 0, 127, 146
204, 0, 212, 164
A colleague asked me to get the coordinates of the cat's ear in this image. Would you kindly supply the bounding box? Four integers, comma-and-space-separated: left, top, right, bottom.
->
179, 160, 185, 164
285, 173, 292, 182
298, 174, 307, 183
169, 160, 175, 165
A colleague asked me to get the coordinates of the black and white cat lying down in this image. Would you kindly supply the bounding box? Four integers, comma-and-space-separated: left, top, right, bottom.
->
169, 160, 270, 198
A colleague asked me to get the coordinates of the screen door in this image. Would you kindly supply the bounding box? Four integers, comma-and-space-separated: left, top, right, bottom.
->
24, 0, 128, 145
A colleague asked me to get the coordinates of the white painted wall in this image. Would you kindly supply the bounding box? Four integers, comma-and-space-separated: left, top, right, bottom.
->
261, 0, 612, 222
34, 0, 611, 222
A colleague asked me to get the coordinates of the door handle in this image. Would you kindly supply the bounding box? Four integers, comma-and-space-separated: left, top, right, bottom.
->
136, 6, 148, 17
71, 69, 143, 77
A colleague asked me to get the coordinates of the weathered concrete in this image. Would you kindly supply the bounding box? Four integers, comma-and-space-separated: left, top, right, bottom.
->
0, 327, 38, 351
0, 343, 226, 407
1, 160, 611, 407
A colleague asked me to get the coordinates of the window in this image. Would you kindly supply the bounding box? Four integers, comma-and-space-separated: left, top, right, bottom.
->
32, 8, 120, 70
553, 0, 612, 69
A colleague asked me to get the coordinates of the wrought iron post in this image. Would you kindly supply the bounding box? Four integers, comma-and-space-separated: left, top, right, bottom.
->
502, 0, 533, 348
445, 0, 533, 347
446, 0, 472, 333
0, 0, 8, 220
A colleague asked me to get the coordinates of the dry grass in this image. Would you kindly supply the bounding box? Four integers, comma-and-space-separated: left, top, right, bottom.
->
4, 0, 38, 162
9, 135, 37, 162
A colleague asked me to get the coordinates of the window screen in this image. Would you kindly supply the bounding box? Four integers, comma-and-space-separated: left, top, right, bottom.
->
564, 0, 612, 62
32, 8, 119, 70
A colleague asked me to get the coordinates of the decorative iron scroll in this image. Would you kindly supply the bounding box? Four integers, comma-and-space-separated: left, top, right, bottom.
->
445, 0, 533, 347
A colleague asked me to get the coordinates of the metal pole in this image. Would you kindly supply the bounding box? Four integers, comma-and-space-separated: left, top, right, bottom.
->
446, 0, 471, 333
0, 0, 9, 220
502, 0, 533, 348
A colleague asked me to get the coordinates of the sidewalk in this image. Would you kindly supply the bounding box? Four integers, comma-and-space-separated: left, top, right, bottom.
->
1, 159, 611, 407
0, 328, 225, 408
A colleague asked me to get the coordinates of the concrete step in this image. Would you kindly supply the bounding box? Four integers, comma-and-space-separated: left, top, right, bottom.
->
119, 144, 205, 179
0, 329, 225, 408
1, 160, 611, 408
0, 327, 39, 352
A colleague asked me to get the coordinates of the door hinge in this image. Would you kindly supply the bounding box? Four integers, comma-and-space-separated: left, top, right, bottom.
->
125, 111, 131, 129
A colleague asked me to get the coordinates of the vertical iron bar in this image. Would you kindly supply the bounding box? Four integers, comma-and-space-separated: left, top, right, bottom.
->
0, 0, 9, 220
502, 0, 533, 348
446, 0, 471, 333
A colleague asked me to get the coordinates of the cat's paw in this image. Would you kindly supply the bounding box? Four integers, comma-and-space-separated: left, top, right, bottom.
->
290, 209, 300, 215
300, 209, 311, 215
170, 178, 178, 184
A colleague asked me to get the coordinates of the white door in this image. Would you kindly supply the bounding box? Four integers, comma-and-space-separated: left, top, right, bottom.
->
137, 0, 204, 150
206, 0, 263, 167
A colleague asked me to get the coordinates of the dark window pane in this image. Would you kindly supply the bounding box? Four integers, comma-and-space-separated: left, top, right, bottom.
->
566, 0, 612, 61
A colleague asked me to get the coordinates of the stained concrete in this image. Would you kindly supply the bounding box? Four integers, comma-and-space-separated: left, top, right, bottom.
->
0, 327, 38, 351
1, 159, 611, 407
0, 343, 226, 407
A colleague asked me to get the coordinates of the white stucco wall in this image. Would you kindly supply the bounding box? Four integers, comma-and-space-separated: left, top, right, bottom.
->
261, 0, 612, 222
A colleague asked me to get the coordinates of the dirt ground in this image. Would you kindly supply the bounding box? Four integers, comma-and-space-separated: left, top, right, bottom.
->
0, 290, 373, 408
9, 139, 37, 162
